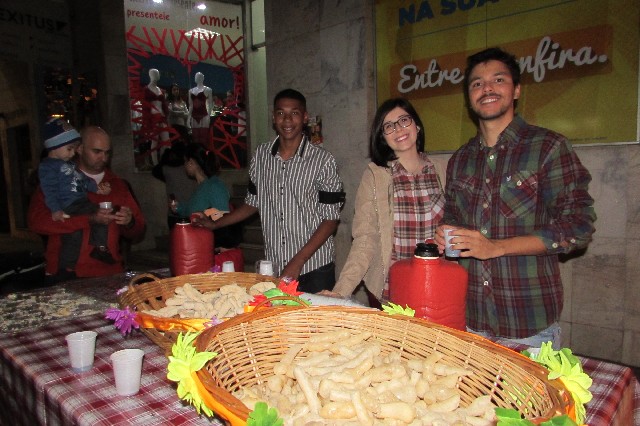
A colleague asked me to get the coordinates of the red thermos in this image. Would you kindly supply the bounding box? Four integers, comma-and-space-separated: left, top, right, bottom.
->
170, 217, 214, 276
389, 243, 468, 330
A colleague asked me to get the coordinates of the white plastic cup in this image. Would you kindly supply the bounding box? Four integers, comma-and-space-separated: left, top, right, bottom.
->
444, 228, 461, 258
110, 349, 145, 396
99, 201, 112, 210
221, 261, 235, 272
255, 260, 274, 276
65, 331, 97, 373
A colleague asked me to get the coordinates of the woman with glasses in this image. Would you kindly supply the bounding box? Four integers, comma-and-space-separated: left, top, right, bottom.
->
322, 98, 445, 305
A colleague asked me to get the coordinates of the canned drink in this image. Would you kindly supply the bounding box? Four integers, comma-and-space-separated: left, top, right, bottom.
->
444, 228, 461, 258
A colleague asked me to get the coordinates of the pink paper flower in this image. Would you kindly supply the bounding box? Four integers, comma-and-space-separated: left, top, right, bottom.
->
204, 316, 222, 328
105, 306, 140, 336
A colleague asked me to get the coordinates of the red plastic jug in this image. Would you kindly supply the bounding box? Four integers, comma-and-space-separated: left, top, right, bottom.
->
170, 217, 214, 276
388, 243, 468, 330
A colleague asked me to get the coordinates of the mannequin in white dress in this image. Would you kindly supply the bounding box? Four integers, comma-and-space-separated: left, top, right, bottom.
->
167, 84, 190, 143
187, 72, 214, 147
144, 68, 170, 165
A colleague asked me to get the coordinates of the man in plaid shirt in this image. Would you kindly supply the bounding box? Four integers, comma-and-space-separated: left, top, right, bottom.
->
435, 47, 596, 348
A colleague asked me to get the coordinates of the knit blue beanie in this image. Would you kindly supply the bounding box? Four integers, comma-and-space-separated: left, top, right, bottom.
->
43, 119, 81, 151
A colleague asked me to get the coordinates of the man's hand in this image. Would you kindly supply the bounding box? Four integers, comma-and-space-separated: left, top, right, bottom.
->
90, 207, 114, 225
437, 227, 547, 260
113, 206, 133, 226
52, 210, 67, 222
279, 219, 339, 282
204, 208, 226, 221
449, 228, 503, 260
434, 225, 447, 253
191, 212, 217, 230
280, 256, 305, 281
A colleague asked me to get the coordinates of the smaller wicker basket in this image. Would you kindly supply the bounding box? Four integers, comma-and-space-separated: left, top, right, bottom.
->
194, 306, 574, 426
117, 272, 279, 352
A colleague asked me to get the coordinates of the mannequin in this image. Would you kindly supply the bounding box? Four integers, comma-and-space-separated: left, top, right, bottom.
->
167, 84, 190, 143
188, 72, 214, 147
144, 68, 170, 165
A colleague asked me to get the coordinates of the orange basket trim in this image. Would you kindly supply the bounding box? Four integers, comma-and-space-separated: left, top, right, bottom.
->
193, 371, 246, 426
136, 312, 208, 332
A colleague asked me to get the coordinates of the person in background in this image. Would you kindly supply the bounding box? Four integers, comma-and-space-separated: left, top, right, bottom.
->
151, 141, 198, 229
37, 119, 116, 267
320, 98, 445, 305
166, 84, 190, 144
170, 143, 241, 248
434, 47, 596, 348
193, 89, 345, 293
28, 126, 146, 283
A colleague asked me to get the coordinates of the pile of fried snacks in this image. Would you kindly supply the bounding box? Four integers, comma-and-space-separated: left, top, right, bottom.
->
143, 282, 276, 319
234, 330, 497, 425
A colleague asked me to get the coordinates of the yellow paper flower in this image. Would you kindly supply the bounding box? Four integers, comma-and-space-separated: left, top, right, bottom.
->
381, 302, 416, 316
167, 332, 217, 416
524, 342, 593, 424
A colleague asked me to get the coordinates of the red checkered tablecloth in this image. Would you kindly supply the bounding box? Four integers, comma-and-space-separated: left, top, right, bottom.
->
0, 312, 638, 425
581, 356, 640, 425
0, 313, 222, 425
494, 338, 640, 425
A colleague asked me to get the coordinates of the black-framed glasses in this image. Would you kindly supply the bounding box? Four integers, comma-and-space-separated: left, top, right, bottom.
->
382, 115, 413, 135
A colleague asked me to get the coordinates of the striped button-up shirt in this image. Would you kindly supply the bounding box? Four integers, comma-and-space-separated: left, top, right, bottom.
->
245, 136, 344, 276
444, 116, 596, 339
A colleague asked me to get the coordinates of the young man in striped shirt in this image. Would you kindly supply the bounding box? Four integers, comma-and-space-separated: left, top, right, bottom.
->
194, 89, 345, 293
434, 47, 596, 348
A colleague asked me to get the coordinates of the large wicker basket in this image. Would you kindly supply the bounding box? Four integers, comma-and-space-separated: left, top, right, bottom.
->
117, 272, 279, 352
194, 306, 574, 425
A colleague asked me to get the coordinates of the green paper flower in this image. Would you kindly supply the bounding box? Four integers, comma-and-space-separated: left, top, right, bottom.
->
262, 288, 306, 306
381, 302, 415, 317
495, 408, 578, 425
247, 402, 284, 426
167, 332, 218, 417
522, 342, 593, 425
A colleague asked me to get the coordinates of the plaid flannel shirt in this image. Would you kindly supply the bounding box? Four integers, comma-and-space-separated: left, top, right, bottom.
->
391, 154, 445, 261
443, 116, 596, 338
